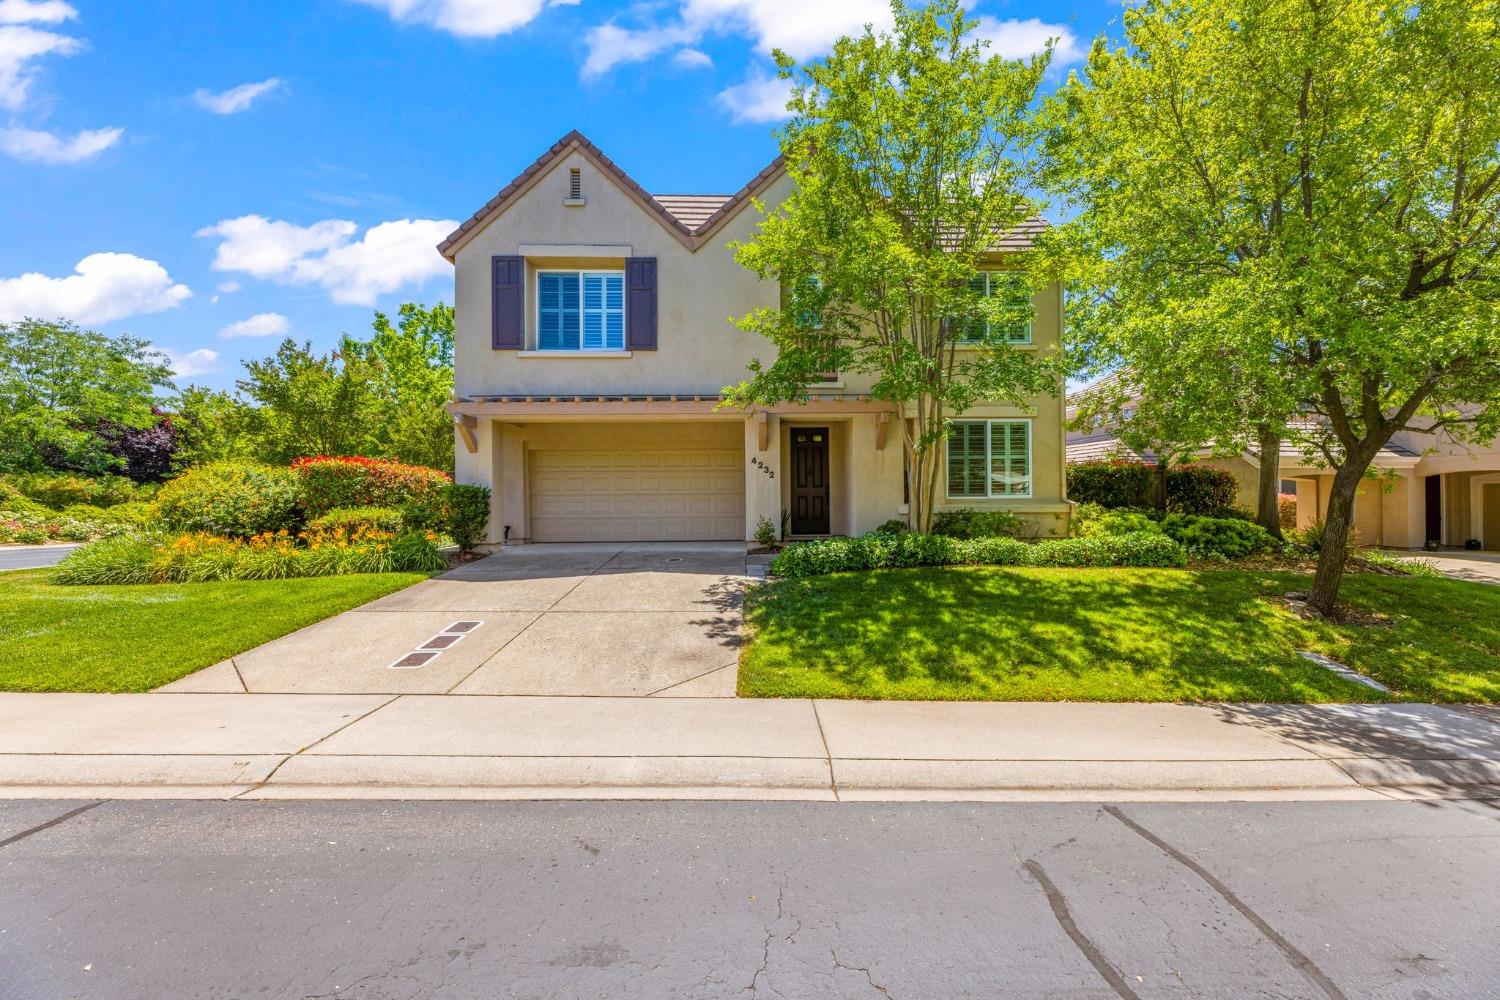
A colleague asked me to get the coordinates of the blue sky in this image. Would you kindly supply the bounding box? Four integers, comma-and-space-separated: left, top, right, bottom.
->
0, 0, 1121, 391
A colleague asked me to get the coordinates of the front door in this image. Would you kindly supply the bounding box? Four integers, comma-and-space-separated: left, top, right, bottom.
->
1484, 484, 1500, 551
790, 427, 831, 535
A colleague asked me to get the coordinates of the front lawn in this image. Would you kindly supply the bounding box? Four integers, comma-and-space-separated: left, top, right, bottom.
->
0, 569, 429, 692
739, 567, 1500, 703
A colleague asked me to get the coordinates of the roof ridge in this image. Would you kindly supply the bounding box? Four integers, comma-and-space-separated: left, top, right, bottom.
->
437, 130, 784, 259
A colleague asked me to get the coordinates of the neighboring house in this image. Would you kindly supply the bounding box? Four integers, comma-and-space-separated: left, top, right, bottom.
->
441, 131, 1070, 545
1066, 381, 1500, 551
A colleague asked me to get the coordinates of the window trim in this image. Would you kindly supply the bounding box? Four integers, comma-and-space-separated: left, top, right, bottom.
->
534, 268, 627, 352
956, 271, 1033, 346
945, 419, 1034, 500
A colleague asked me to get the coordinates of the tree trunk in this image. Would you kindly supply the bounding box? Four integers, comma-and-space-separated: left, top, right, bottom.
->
1255, 425, 1284, 540
1307, 458, 1372, 617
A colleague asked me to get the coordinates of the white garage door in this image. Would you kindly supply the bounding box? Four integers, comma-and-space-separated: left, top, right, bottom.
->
529, 447, 745, 542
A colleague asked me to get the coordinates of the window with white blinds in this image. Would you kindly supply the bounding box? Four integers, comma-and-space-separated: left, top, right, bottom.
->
537, 271, 625, 351
946, 420, 1032, 498
956, 272, 1033, 344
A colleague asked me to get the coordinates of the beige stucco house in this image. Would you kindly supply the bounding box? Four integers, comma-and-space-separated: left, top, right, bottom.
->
442, 131, 1069, 545
1067, 391, 1500, 551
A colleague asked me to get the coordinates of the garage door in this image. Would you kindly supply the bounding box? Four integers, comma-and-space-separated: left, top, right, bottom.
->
529, 447, 745, 541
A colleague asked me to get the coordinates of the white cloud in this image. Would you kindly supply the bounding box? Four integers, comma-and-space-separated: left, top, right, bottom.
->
681, 0, 891, 59
0, 252, 191, 325
717, 71, 793, 123
0, 23, 80, 109
0, 0, 75, 24
347, 0, 546, 38
582, 22, 694, 79
0, 123, 120, 162
972, 17, 1084, 66
220, 312, 290, 339
193, 77, 283, 114
160, 347, 221, 378
216, 280, 241, 293
673, 47, 712, 69
199, 215, 457, 306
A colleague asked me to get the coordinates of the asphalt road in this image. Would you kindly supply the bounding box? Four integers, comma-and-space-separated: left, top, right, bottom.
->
3, 799, 1499, 1000
0, 544, 79, 571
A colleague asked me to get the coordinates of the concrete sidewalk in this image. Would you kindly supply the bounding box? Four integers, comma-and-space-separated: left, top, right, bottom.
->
2, 693, 1498, 802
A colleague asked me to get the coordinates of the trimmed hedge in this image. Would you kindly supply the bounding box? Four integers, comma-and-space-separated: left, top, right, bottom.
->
1161, 513, 1276, 558
443, 483, 491, 553
306, 506, 407, 538
155, 463, 305, 537
1067, 460, 1240, 515
930, 508, 1026, 539
293, 456, 450, 517
768, 530, 1186, 578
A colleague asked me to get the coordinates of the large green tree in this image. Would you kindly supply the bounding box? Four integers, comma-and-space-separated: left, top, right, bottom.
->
236, 338, 381, 463
723, 0, 1060, 531
1043, 0, 1500, 614
0, 318, 174, 474
354, 301, 455, 471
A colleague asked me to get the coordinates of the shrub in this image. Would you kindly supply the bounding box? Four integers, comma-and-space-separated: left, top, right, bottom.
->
1278, 493, 1298, 530
768, 530, 1185, 578
443, 483, 491, 554
1067, 461, 1240, 516
931, 508, 1026, 539
0, 508, 133, 543
293, 456, 450, 517
54, 527, 446, 585
754, 516, 777, 547
873, 518, 909, 535
306, 507, 406, 539
1073, 503, 1163, 538
1161, 513, 1275, 559
154, 463, 305, 537
4, 471, 138, 509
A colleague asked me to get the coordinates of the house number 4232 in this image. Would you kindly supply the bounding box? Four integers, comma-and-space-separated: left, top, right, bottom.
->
749, 457, 775, 479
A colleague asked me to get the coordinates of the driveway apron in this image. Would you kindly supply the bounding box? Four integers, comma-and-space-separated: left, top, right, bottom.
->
162, 542, 746, 697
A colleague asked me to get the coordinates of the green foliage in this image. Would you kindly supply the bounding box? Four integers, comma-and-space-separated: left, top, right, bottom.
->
1067, 461, 1239, 515
356, 303, 456, 471
1167, 465, 1239, 517
930, 507, 1027, 539
0, 508, 134, 543
1356, 550, 1443, 579
306, 506, 407, 537
237, 338, 382, 465
1073, 503, 1163, 538
54, 529, 446, 586
769, 530, 1185, 578
154, 463, 305, 537
167, 386, 261, 467
0, 319, 174, 475
1041, 0, 1500, 613
1161, 514, 1276, 559
721, 0, 1059, 530
754, 516, 777, 547
3, 471, 137, 509
293, 455, 450, 517
442, 483, 491, 554
874, 518, 910, 535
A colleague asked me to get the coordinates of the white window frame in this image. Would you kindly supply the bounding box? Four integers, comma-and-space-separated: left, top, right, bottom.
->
534, 269, 626, 352
945, 419, 1033, 500
956, 271, 1033, 345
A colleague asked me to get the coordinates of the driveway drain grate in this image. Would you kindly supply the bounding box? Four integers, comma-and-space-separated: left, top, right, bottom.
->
386, 621, 486, 670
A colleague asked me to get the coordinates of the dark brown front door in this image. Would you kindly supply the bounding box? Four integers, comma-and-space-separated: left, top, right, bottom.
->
790, 427, 831, 535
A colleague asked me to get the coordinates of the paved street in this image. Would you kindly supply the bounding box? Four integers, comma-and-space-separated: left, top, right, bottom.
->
0, 544, 79, 571
3, 798, 1499, 999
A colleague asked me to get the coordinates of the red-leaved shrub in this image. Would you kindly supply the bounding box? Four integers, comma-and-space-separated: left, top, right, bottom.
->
293, 456, 450, 516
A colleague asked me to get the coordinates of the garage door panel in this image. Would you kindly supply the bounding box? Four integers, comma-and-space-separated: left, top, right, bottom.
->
530, 442, 745, 542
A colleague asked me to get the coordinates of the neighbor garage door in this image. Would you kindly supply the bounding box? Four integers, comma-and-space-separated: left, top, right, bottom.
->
529, 445, 745, 542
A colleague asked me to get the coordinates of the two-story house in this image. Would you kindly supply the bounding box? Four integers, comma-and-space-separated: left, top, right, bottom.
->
441, 131, 1070, 546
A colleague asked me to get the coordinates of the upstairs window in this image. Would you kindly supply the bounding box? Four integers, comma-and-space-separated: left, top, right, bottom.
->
537, 271, 624, 351
957, 272, 1033, 345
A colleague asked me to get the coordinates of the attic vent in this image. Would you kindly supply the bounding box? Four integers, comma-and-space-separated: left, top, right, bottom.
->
566, 167, 585, 205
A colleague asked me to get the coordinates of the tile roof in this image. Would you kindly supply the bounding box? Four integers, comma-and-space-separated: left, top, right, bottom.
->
1066, 434, 1156, 464
653, 195, 734, 228
437, 130, 785, 259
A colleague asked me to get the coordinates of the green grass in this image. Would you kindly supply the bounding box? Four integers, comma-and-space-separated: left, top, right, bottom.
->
0, 568, 429, 692
739, 567, 1500, 703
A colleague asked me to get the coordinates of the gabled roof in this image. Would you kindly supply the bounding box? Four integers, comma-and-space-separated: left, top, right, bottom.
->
437, 130, 786, 260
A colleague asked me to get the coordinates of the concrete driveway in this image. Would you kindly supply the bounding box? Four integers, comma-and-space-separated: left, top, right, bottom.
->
161, 542, 746, 697
1401, 549, 1500, 586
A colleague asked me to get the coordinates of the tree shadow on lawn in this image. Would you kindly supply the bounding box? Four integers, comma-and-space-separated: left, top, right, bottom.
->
743, 567, 1500, 703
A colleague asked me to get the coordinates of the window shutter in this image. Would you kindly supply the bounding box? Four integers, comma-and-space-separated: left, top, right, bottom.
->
625, 257, 657, 351
491, 255, 524, 350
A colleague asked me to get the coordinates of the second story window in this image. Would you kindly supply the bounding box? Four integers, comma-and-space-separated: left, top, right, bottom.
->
537, 270, 625, 351
957, 272, 1033, 345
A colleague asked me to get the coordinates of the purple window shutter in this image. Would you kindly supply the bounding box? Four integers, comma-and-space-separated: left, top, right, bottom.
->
625, 257, 657, 351
491, 255, 524, 350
